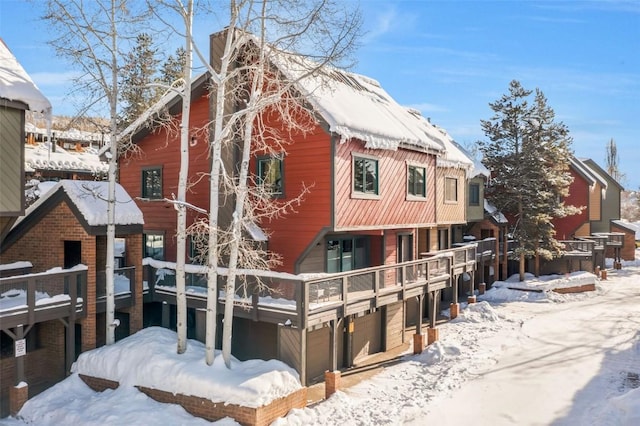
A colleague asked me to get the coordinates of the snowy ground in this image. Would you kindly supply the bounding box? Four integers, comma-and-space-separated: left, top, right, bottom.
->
2, 255, 639, 425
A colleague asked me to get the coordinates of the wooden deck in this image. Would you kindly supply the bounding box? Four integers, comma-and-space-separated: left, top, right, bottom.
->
143, 244, 479, 330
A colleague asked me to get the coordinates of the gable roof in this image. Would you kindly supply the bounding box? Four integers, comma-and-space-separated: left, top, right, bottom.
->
570, 157, 608, 189
0, 38, 51, 114
269, 48, 446, 153
114, 72, 211, 148
123, 30, 449, 156
2, 180, 143, 252
581, 158, 624, 191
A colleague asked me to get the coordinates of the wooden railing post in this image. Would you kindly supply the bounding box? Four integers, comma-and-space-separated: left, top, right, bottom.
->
27, 277, 35, 325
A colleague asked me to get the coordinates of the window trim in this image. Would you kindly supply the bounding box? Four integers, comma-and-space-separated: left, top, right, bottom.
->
469, 182, 480, 206
444, 176, 458, 203
326, 235, 369, 273
406, 162, 427, 201
352, 153, 380, 199
256, 154, 285, 198
141, 166, 163, 200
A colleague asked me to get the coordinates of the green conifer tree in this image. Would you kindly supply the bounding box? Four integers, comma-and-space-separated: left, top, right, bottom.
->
119, 33, 160, 127
479, 80, 579, 280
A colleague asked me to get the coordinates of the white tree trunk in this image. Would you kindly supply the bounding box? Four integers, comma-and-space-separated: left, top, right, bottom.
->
175, 0, 194, 355
105, 0, 119, 346
204, 26, 236, 366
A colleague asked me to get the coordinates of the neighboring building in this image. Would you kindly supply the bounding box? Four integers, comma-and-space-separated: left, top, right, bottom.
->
581, 158, 624, 234
553, 157, 608, 240
0, 180, 144, 416
429, 126, 473, 251
0, 38, 51, 243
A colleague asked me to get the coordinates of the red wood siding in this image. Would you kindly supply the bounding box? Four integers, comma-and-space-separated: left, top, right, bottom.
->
553, 168, 589, 240
118, 94, 211, 260
334, 141, 437, 229
252, 116, 333, 273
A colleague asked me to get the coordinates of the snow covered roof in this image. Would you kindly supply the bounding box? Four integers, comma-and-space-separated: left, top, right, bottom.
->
0, 38, 52, 114
26, 122, 106, 143
430, 124, 474, 173
612, 220, 640, 239
485, 199, 508, 224
15, 180, 143, 229
25, 142, 108, 175
271, 50, 447, 152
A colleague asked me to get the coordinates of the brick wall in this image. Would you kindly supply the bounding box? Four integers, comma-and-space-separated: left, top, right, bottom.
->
79, 374, 307, 426
0, 322, 67, 417
1, 201, 98, 351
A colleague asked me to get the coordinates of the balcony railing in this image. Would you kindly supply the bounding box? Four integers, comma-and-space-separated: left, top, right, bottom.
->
143, 245, 480, 328
0, 267, 87, 327
96, 266, 136, 299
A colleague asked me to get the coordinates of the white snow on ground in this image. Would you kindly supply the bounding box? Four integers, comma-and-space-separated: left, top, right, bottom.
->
2, 255, 640, 425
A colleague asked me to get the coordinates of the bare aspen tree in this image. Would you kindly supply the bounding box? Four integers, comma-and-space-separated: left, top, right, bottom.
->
44, 0, 146, 345
193, 0, 362, 367
148, 0, 195, 355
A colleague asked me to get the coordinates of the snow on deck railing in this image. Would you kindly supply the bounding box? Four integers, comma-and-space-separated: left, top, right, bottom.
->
0, 266, 87, 320
142, 245, 475, 328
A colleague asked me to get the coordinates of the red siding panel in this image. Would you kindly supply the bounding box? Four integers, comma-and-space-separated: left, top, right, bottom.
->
119, 94, 211, 260
334, 141, 437, 229
553, 169, 589, 240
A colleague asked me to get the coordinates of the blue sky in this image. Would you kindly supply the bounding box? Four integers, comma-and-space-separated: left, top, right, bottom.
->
2, 0, 639, 188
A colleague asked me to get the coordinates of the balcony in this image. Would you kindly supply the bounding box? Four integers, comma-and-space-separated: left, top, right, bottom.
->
0, 267, 87, 330
142, 245, 478, 330
95, 266, 137, 313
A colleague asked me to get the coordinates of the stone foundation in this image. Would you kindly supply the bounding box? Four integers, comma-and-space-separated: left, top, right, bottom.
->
79, 374, 306, 426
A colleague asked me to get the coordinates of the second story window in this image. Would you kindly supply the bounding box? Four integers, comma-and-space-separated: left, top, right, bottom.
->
257, 155, 284, 197
353, 156, 378, 195
469, 183, 480, 206
445, 177, 458, 202
142, 167, 162, 199
407, 165, 426, 198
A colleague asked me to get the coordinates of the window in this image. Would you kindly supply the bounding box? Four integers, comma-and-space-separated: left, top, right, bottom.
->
469, 183, 480, 206
407, 165, 426, 198
142, 167, 162, 199
257, 156, 284, 196
445, 177, 458, 202
144, 233, 164, 260
353, 156, 378, 195
326, 237, 368, 273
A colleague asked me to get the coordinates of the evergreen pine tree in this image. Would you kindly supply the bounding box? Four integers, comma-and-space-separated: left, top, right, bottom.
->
161, 46, 187, 87
479, 80, 578, 280
119, 33, 160, 127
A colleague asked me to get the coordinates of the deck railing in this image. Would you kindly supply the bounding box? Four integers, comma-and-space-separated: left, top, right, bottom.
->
143, 245, 479, 328
0, 268, 87, 325
96, 266, 136, 299
560, 239, 595, 254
